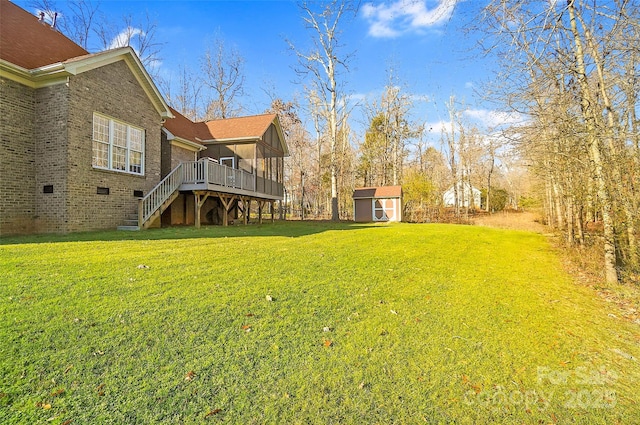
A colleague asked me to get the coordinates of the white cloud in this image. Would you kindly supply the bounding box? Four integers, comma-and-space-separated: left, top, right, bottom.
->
108, 27, 144, 50
464, 109, 525, 129
362, 0, 459, 38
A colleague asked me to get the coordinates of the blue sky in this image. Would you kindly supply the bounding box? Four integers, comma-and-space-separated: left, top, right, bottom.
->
15, 0, 516, 140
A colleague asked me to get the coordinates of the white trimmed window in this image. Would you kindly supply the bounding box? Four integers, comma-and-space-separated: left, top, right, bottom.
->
92, 113, 145, 175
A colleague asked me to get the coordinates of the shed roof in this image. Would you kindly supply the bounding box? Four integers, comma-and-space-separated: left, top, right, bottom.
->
353, 186, 402, 199
0, 0, 89, 69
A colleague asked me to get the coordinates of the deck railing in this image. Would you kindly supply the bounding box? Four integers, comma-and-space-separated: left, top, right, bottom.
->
138, 162, 184, 227
138, 158, 281, 227
183, 158, 256, 192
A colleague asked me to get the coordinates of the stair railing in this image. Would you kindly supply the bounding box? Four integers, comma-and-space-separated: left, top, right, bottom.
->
138, 163, 184, 228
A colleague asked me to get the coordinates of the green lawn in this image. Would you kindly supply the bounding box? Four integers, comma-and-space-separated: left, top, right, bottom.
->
1, 222, 638, 424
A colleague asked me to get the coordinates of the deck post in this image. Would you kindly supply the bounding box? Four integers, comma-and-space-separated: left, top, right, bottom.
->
194, 191, 211, 229
194, 193, 201, 228
218, 194, 233, 227
242, 197, 248, 225
271, 201, 274, 223
258, 201, 263, 224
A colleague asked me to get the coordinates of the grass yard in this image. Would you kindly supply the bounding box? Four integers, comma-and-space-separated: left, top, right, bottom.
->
1, 222, 639, 424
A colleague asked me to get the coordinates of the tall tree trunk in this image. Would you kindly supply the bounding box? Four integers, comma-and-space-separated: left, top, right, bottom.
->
580, 18, 639, 269
329, 59, 339, 221
567, 1, 618, 282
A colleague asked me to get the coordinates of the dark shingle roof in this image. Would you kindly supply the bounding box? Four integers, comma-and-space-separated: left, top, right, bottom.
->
163, 108, 280, 144
0, 0, 88, 69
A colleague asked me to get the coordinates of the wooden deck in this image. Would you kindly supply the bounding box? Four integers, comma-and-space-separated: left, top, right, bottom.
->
137, 158, 284, 229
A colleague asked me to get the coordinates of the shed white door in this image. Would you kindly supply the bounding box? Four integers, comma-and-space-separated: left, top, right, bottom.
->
372, 198, 397, 222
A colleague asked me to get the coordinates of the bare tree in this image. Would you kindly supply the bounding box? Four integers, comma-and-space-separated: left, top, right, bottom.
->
266, 99, 314, 219
479, 0, 640, 282
28, 0, 100, 50
201, 36, 245, 120
29, 1, 164, 78
289, 0, 359, 221
96, 12, 163, 77
162, 64, 203, 121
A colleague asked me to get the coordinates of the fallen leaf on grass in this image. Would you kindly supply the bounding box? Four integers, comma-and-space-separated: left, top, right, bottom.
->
96, 383, 105, 397
245, 313, 254, 317
136, 264, 150, 269
241, 324, 251, 330
50, 388, 65, 397
204, 408, 222, 418
265, 295, 273, 302
61, 420, 72, 425
323, 339, 333, 347
185, 371, 196, 381
63, 365, 73, 374
390, 309, 398, 315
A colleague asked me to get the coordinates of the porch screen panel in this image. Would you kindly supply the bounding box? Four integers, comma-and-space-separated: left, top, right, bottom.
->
236, 144, 254, 173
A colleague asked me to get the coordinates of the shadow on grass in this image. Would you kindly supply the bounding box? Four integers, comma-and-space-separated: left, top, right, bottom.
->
0, 220, 378, 245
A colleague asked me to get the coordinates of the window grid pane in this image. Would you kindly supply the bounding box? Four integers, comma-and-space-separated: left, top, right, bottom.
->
129, 151, 142, 174
113, 122, 127, 147
130, 128, 143, 152
112, 147, 127, 171
93, 115, 109, 143
92, 141, 108, 168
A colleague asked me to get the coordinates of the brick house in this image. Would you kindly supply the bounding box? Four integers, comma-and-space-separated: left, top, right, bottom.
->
0, 0, 171, 235
1, 0, 288, 235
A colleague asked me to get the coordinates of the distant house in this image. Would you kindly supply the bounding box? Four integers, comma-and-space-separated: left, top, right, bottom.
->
0, 0, 288, 235
353, 186, 402, 222
443, 182, 481, 208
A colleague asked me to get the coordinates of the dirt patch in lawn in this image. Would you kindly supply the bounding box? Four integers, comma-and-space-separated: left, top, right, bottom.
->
471, 210, 547, 233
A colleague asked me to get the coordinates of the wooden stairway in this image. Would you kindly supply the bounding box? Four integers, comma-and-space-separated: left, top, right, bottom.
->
118, 163, 184, 231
